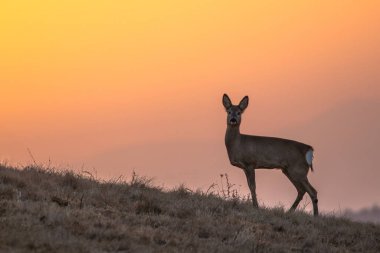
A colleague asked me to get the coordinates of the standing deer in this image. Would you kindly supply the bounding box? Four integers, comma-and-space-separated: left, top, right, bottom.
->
222, 94, 318, 216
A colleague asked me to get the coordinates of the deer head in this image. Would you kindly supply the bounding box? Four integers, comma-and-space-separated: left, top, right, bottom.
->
222, 94, 249, 127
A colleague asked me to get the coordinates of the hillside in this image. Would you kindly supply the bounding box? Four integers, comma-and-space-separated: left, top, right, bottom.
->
0, 164, 379, 253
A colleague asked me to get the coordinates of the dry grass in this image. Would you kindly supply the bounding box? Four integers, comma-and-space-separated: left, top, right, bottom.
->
0, 164, 379, 253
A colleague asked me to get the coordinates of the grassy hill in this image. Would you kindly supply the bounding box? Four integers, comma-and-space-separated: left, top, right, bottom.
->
0, 164, 379, 253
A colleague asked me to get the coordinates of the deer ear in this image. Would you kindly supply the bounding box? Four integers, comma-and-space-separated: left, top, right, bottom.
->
239, 96, 249, 111
222, 94, 232, 109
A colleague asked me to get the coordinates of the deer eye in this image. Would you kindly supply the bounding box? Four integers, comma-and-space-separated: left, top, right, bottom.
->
237, 112, 241, 116
228, 111, 231, 115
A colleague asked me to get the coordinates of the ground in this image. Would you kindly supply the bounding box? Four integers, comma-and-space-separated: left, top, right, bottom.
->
0, 164, 379, 252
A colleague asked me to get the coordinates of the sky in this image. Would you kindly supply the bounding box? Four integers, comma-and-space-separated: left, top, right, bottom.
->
1, 1, 380, 212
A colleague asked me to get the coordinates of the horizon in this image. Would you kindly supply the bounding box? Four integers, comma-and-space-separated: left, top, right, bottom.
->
1, 1, 380, 212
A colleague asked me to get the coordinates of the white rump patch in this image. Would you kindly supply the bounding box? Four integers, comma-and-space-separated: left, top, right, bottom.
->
305, 149, 314, 166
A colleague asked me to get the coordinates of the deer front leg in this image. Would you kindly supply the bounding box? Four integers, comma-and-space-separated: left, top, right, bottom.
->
243, 166, 258, 208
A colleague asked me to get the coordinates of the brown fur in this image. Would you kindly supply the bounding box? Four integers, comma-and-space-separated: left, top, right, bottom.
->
223, 94, 318, 216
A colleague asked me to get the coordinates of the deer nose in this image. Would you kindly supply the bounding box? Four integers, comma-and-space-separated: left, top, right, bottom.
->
230, 118, 237, 124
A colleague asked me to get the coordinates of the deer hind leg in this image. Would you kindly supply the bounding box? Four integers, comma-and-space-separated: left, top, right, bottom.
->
243, 166, 258, 208
282, 170, 305, 211
290, 182, 305, 211
301, 178, 319, 216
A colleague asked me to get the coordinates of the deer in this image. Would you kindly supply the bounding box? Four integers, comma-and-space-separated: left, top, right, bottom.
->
222, 94, 318, 216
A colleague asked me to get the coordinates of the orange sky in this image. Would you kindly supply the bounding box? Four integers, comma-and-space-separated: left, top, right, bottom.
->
1, 1, 380, 212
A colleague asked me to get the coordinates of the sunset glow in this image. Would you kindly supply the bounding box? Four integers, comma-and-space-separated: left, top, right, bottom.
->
1, 1, 380, 211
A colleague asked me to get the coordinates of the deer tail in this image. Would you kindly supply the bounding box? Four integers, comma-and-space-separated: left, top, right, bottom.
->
305, 148, 314, 172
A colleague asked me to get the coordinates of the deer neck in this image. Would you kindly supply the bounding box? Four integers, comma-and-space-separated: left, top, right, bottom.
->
225, 125, 241, 148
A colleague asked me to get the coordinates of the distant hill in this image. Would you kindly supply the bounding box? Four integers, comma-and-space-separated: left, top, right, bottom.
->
1, 164, 380, 252
278, 99, 380, 210
343, 205, 380, 224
